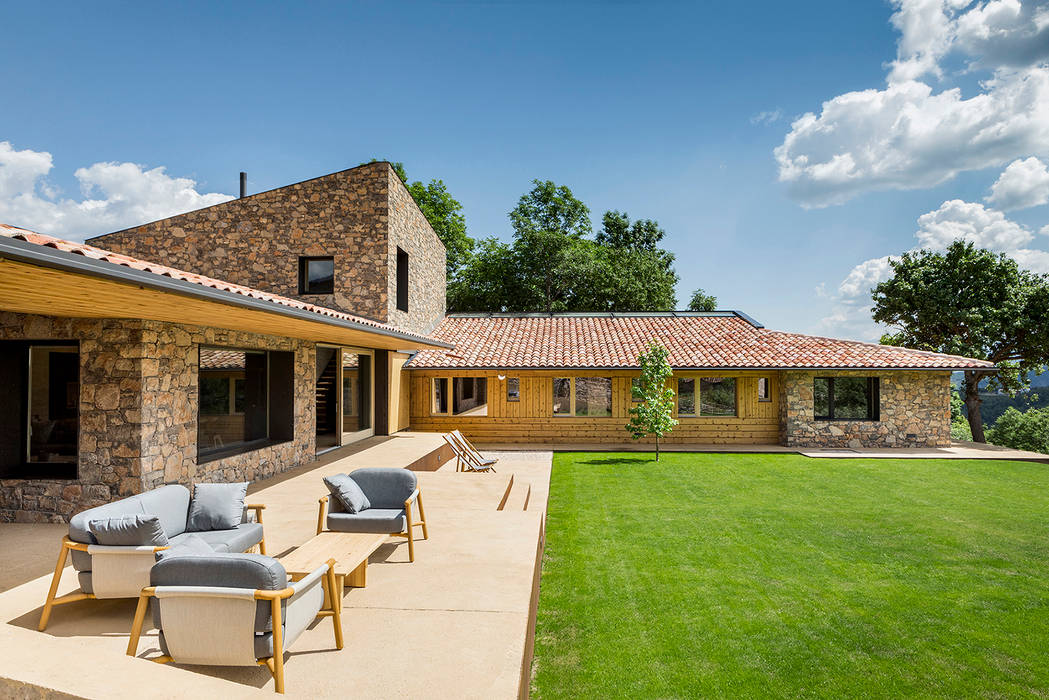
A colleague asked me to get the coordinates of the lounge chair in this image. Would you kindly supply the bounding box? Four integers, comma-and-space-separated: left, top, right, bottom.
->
444, 430, 498, 472
316, 468, 428, 562
127, 552, 340, 694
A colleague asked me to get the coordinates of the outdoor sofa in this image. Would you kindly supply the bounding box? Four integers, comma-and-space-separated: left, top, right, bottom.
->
127, 552, 340, 694
316, 467, 428, 561
39, 483, 266, 630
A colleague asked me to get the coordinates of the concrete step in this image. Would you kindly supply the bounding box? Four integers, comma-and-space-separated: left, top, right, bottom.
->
500, 476, 531, 511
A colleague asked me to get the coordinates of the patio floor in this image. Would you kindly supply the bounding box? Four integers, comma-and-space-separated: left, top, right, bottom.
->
0, 434, 550, 698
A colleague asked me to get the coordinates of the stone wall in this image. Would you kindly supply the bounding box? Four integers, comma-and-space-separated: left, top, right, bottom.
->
385, 166, 447, 335
87, 161, 447, 334
0, 312, 316, 522
779, 370, 951, 448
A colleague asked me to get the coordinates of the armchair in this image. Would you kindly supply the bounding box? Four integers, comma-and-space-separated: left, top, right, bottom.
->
316, 468, 428, 562
127, 553, 341, 694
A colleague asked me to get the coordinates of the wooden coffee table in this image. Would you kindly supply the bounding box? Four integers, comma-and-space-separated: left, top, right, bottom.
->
280, 532, 389, 605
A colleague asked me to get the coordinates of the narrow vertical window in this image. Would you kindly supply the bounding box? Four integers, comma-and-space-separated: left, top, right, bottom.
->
553, 378, 571, 415
507, 377, 520, 402
757, 377, 771, 402
396, 247, 409, 312
677, 378, 696, 416
433, 377, 448, 414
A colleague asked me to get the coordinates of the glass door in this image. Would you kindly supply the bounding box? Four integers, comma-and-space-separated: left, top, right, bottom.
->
339, 348, 374, 445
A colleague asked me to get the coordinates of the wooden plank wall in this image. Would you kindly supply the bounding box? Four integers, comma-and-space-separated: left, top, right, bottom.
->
409, 369, 781, 444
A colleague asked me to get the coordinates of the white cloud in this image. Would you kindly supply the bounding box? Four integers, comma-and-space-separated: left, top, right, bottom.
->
986, 156, 1049, 209
837, 256, 894, 297
0, 141, 234, 241
776, 0, 1049, 208
915, 198, 1034, 249
750, 109, 783, 126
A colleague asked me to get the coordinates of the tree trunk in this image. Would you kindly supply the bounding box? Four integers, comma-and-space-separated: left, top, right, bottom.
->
964, 370, 986, 443
655, 435, 660, 462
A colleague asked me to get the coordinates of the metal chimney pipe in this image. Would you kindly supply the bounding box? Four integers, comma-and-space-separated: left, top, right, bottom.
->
239, 171, 247, 198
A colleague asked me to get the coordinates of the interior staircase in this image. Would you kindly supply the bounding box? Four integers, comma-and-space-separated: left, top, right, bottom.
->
315, 359, 338, 433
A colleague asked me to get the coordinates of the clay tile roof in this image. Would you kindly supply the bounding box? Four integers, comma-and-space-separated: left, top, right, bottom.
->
199, 348, 247, 370
407, 313, 994, 370
0, 223, 440, 345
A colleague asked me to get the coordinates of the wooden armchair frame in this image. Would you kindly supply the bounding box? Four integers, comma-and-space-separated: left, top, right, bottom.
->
316, 489, 428, 561
127, 557, 341, 694
38, 503, 267, 632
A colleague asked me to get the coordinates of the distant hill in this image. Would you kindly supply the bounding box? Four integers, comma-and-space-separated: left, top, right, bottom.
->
952, 368, 1049, 425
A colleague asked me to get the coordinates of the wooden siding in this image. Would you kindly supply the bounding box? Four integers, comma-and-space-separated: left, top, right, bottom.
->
409, 369, 781, 444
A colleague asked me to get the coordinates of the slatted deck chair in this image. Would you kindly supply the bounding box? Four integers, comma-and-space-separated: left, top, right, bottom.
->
127, 553, 341, 695
447, 430, 498, 473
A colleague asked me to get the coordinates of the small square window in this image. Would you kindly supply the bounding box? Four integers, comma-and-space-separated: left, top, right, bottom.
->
299, 256, 334, 294
507, 377, 520, 402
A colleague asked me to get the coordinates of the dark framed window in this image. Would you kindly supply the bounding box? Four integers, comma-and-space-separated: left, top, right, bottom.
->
507, 377, 520, 402
677, 378, 696, 416
814, 377, 880, 421
575, 377, 612, 417
432, 378, 448, 414
453, 377, 487, 416
700, 377, 737, 416
757, 377, 771, 402
198, 346, 294, 462
396, 247, 409, 312
299, 256, 334, 294
553, 378, 571, 415
0, 340, 79, 480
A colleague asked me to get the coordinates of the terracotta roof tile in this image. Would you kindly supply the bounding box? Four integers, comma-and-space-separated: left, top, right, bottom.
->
0, 223, 438, 344
408, 314, 993, 370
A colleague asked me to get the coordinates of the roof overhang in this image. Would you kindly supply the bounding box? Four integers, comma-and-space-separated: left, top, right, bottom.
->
406, 365, 993, 372
0, 236, 452, 351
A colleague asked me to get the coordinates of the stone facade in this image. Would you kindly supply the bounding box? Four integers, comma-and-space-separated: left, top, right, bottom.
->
86, 161, 446, 336
779, 370, 952, 448
0, 312, 315, 522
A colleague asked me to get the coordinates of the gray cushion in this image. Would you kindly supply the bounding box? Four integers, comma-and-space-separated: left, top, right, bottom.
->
185, 522, 264, 554
348, 468, 417, 509
88, 514, 169, 546
327, 508, 406, 534
77, 570, 93, 594
187, 482, 248, 532
151, 553, 287, 633
155, 534, 214, 562
324, 474, 371, 514
158, 629, 279, 660
68, 485, 191, 571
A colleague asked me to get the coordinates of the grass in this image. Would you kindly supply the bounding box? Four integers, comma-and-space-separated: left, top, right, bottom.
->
532, 453, 1049, 698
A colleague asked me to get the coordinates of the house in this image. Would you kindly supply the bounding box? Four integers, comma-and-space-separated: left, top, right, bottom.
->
0, 162, 992, 522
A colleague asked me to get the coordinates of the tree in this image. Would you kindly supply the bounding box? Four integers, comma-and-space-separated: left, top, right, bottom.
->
986, 407, 1049, 454
362, 159, 474, 277
688, 289, 717, 312
509, 180, 593, 312
598, 210, 665, 252
626, 342, 679, 460
950, 386, 972, 441
872, 241, 1049, 442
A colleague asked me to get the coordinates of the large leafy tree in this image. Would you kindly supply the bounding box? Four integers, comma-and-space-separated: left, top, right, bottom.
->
509, 180, 593, 312
871, 241, 1049, 442
626, 342, 679, 460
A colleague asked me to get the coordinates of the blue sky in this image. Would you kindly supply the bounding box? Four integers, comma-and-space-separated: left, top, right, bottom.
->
2, 1, 1048, 340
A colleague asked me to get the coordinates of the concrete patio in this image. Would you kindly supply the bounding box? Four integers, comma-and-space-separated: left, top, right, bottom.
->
0, 434, 551, 699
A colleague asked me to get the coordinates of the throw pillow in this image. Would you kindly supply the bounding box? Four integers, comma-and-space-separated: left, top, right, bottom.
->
155, 534, 215, 562
187, 482, 248, 532
323, 474, 371, 514
89, 514, 169, 546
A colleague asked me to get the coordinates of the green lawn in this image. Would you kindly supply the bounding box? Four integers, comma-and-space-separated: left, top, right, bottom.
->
532, 453, 1049, 698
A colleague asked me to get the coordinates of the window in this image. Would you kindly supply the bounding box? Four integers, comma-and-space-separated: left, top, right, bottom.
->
432, 378, 448, 414
575, 377, 612, 417
553, 378, 571, 415
552, 377, 612, 417
198, 347, 294, 462
299, 256, 334, 294
757, 377, 771, 402
631, 377, 643, 402
700, 377, 737, 416
0, 341, 79, 479
396, 247, 409, 312
814, 377, 880, 421
677, 378, 696, 416
507, 377, 520, 402
431, 377, 488, 416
